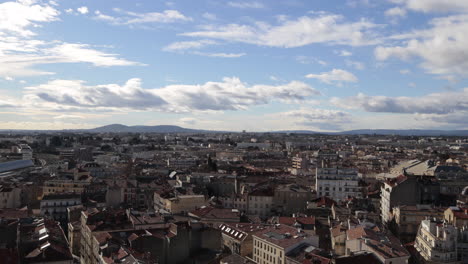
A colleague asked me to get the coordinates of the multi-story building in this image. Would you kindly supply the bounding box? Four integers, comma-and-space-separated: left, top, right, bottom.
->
346, 225, 410, 264
315, 167, 362, 201
392, 204, 445, 243
291, 155, 310, 175
18, 217, 73, 264
12, 144, 33, 160
220, 193, 248, 212
219, 223, 266, 257
42, 177, 92, 196
381, 175, 419, 223
248, 188, 274, 217
80, 208, 221, 264
252, 224, 319, 264
167, 157, 198, 170
273, 184, 314, 216
414, 218, 468, 263
40, 193, 81, 221
153, 190, 206, 214
0, 184, 21, 208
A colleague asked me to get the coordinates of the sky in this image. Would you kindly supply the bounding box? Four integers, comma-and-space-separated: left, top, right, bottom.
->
1, 0, 468, 132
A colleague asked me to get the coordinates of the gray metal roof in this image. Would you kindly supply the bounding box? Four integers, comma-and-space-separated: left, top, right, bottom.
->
0, 159, 34, 173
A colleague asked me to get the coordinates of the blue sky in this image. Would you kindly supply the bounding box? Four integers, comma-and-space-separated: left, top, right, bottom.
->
1, 0, 468, 131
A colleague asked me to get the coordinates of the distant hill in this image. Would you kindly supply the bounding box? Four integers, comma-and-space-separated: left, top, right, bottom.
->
88, 124, 208, 133
0, 124, 467, 136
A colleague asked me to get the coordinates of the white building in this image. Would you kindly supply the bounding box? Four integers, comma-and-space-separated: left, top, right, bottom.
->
415, 218, 468, 263
40, 193, 81, 221
315, 168, 362, 201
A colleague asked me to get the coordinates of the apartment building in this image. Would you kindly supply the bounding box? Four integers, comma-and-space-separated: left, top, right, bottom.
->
392, 204, 445, 243
153, 190, 206, 214
414, 218, 466, 263
315, 167, 362, 201
252, 224, 318, 264
248, 188, 274, 218
40, 193, 81, 221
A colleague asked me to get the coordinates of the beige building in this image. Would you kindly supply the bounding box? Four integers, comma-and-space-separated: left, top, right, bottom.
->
445, 206, 468, 229
42, 172, 92, 196
154, 191, 206, 214
252, 224, 319, 264
393, 204, 445, 243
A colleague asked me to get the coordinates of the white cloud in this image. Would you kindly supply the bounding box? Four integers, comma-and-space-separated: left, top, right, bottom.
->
181, 14, 380, 47
53, 114, 85, 120
94, 10, 119, 23
24, 77, 320, 113
162, 40, 217, 52
49, 43, 143, 66
385, 7, 407, 17
396, 0, 468, 13
0, 42, 143, 78
295, 56, 327, 65
400, 69, 411, 74
77, 6, 89, 15
0, 2, 142, 79
338, 50, 352, 56
163, 40, 244, 58
0, 121, 96, 130
331, 88, 468, 115
305, 69, 358, 84
178, 117, 197, 125
94, 9, 192, 25
227, 1, 265, 9
0, 0, 59, 36
277, 108, 352, 130
65, 8, 73, 14
191, 51, 246, 58
346, 60, 365, 70
202, 12, 217, 20
375, 14, 468, 78
24, 78, 167, 111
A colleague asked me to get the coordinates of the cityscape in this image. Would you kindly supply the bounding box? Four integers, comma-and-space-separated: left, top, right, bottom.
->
1, 0, 468, 264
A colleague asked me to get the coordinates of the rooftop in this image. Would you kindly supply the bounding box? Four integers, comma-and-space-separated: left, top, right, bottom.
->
253, 224, 314, 249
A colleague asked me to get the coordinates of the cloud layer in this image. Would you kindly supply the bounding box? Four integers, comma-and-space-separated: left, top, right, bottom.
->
181, 14, 380, 47
22, 77, 320, 113
375, 14, 468, 78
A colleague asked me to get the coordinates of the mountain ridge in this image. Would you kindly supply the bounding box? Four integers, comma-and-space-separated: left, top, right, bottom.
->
0, 124, 467, 136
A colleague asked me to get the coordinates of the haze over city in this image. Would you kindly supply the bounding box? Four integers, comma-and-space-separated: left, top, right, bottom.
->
1, 0, 468, 131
